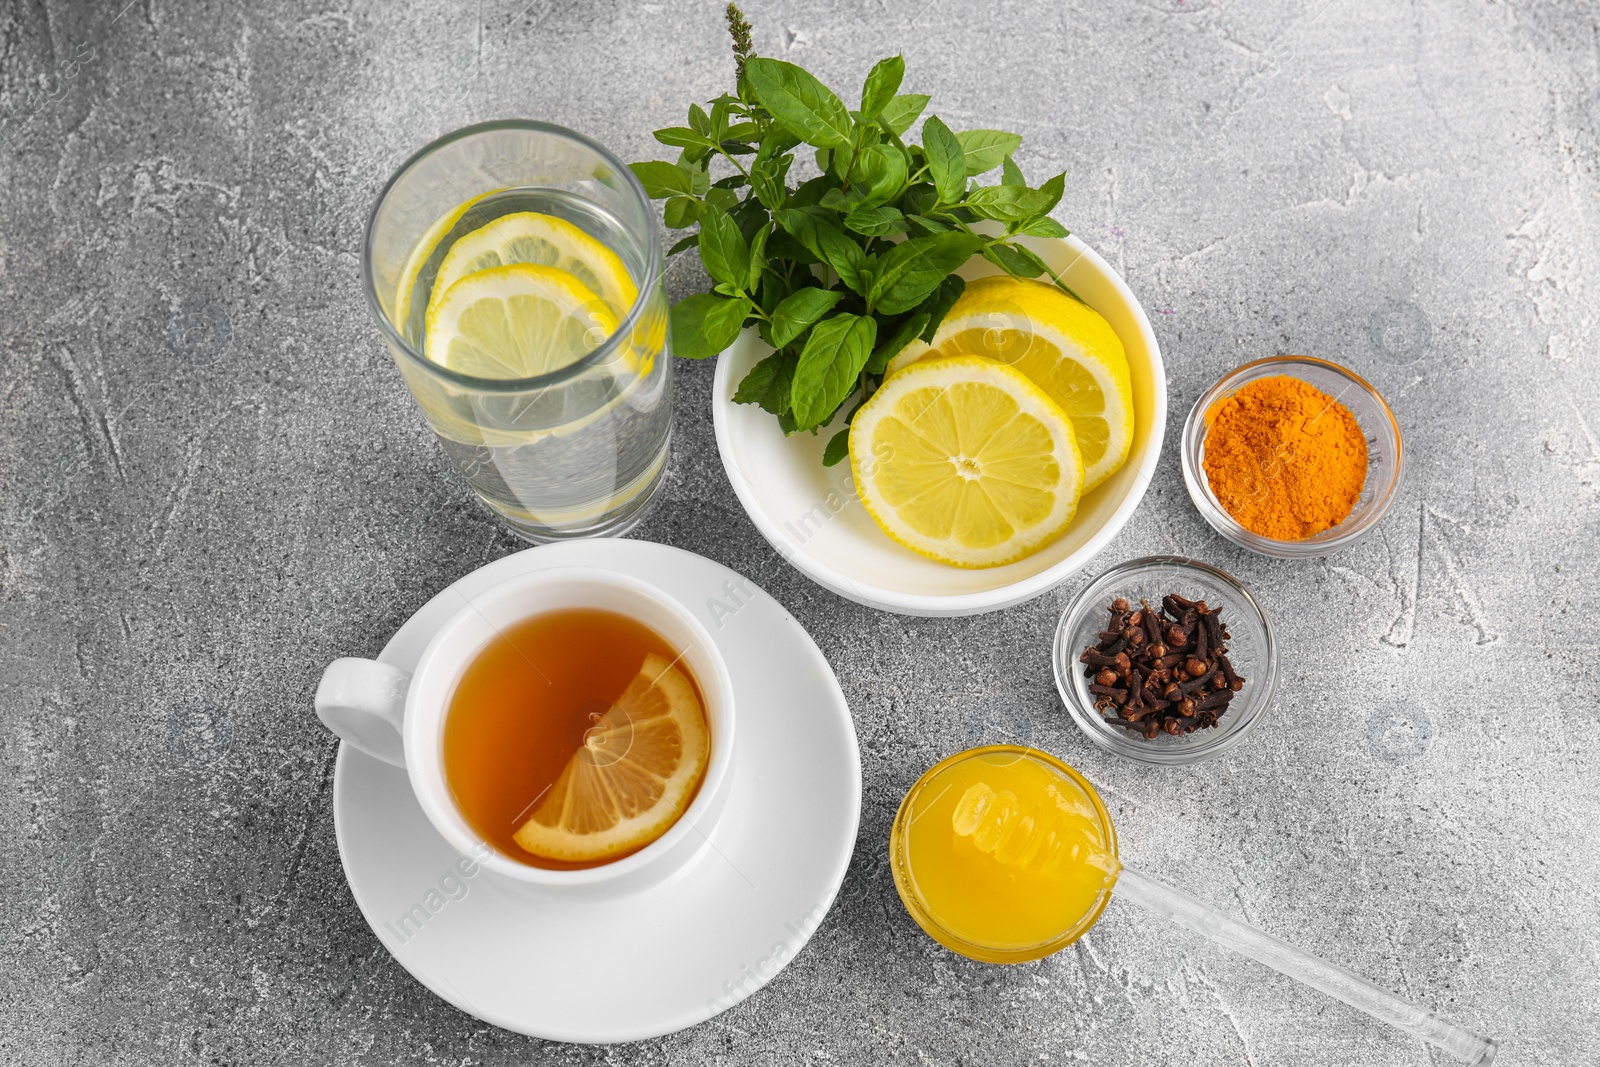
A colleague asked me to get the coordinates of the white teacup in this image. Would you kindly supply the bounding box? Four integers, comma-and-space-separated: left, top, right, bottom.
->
314, 567, 735, 895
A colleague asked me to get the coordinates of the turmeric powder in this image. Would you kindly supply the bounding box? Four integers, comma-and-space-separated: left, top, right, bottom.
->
1201, 375, 1368, 540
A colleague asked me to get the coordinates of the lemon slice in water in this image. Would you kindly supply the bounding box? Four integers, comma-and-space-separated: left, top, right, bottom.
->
390, 189, 504, 339
423, 263, 619, 380
850, 355, 1084, 568
430, 211, 637, 319
513, 652, 710, 862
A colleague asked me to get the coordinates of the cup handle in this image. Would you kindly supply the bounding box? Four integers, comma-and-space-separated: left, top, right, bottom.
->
314, 658, 411, 768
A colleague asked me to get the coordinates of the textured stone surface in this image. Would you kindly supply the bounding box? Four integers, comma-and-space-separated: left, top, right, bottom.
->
2, 1, 1597, 1064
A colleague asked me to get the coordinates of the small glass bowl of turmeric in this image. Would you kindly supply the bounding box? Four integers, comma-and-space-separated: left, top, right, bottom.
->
1180, 356, 1404, 558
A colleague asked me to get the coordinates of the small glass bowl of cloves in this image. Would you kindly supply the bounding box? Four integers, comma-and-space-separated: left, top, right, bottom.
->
1053, 556, 1279, 765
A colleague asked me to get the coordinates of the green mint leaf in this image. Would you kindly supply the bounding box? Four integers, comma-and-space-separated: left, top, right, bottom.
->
774, 205, 826, 250
855, 143, 909, 207
732, 358, 777, 409
710, 174, 750, 190
734, 351, 795, 415
900, 182, 938, 216
817, 228, 868, 293
789, 175, 833, 208
1016, 216, 1069, 239
877, 93, 930, 136
666, 233, 699, 256
822, 427, 851, 467
916, 275, 966, 341
966, 184, 1055, 222
757, 268, 793, 314
774, 206, 825, 247
953, 129, 1023, 176
689, 102, 711, 134
757, 128, 801, 157
751, 152, 794, 210
819, 186, 866, 213
844, 203, 906, 236
671, 292, 751, 359
723, 120, 761, 141
826, 238, 869, 294
766, 355, 799, 416
655, 126, 717, 150
776, 207, 868, 293
865, 311, 930, 373
745, 57, 854, 149
704, 187, 740, 214
920, 115, 966, 206
905, 214, 951, 235
703, 293, 753, 350
791, 313, 877, 430
767, 228, 819, 265
728, 197, 769, 241
860, 55, 905, 118
1001, 156, 1026, 187
696, 203, 751, 290
982, 241, 1049, 278
746, 222, 771, 291
663, 195, 700, 229
629, 160, 694, 199
770, 288, 846, 348
868, 230, 983, 314
1037, 170, 1065, 214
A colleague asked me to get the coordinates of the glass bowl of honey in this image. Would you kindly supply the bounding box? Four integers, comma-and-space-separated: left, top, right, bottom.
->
889, 745, 1119, 964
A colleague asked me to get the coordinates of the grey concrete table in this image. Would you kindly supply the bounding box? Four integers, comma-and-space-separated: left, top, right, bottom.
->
2, 2, 1596, 1064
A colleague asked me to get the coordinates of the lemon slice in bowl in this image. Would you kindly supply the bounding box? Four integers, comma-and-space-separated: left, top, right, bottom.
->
424, 263, 619, 379
514, 653, 710, 863
430, 211, 637, 319
887, 276, 1134, 493
850, 355, 1085, 568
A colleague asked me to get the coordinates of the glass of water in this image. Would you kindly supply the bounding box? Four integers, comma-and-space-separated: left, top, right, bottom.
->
362, 120, 672, 541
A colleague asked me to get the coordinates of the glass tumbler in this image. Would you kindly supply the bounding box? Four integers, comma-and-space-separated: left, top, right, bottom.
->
362, 120, 672, 541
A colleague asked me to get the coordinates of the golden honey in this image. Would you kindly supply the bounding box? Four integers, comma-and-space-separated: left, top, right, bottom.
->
890, 746, 1119, 962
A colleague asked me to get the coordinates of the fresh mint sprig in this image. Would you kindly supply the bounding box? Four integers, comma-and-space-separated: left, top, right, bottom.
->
631, 3, 1075, 465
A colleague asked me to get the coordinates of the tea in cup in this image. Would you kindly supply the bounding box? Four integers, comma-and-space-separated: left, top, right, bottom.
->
315, 567, 735, 892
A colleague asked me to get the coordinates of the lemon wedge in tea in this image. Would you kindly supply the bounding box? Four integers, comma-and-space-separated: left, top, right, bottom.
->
513, 652, 710, 863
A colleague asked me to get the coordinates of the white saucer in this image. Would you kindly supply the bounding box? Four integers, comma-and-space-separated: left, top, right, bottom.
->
332, 539, 862, 1043
712, 233, 1167, 618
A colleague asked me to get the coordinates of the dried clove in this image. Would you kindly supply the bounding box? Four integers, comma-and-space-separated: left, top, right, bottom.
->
1082, 591, 1248, 738
1218, 652, 1244, 692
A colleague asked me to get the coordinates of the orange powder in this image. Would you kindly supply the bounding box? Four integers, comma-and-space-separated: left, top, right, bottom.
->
1201, 375, 1368, 540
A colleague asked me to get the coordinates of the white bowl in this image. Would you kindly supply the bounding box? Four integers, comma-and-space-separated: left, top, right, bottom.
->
711, 234, 1167, 617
